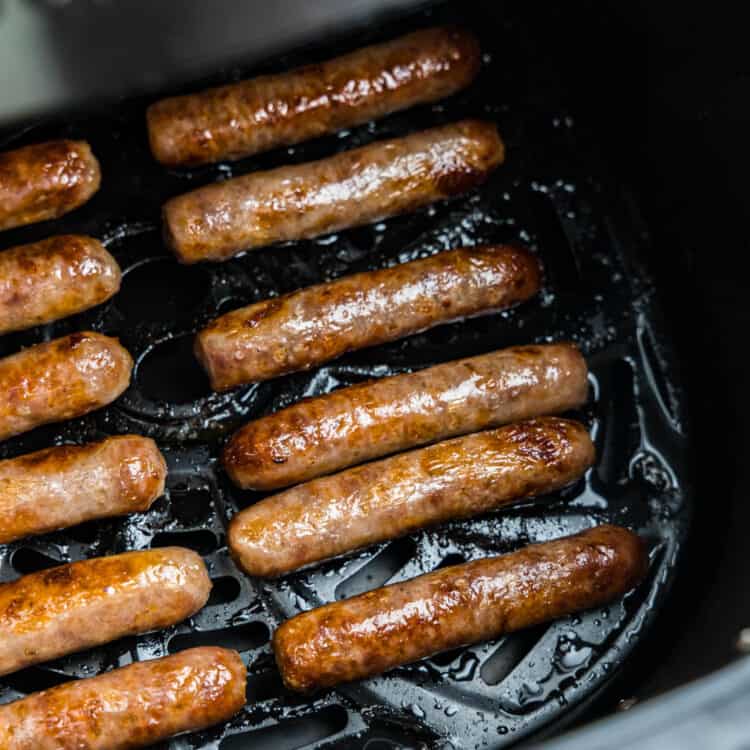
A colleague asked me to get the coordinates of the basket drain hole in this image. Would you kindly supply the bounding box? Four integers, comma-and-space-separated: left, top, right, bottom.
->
335, 538, 416, 600
220, 705, 348, 750
170, 489, 213, 526
207, 576, 242, 606
117, 258, 209, 322
596, 357, 638, 487
169, 621, 269, 654
1, 666, 76, 695
480, 626, 548, 686
136, 334, 211, 404
64, 520, 106, 544
11, 547, 64, 575
246, 670, 290, 703
434, 552, 467, 570
151, 529, 218, 556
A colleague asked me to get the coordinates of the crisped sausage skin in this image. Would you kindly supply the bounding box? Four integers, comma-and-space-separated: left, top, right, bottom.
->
148, 27, 481, 166
196, 245, 540, 391
0, 547, 211, 676
0, 235, 121, 335
163, 120, 504, 262
224, 343, 588, 490
0, 140, 101, 232
229, 418, 595, 577
0, 332, 133, 442
0, 647, 246, 750
0, 435, 167, 544
274, 525, 648, 691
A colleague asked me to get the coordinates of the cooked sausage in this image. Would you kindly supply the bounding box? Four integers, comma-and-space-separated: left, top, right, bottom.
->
196, 244, 540, 391
0, 140, 101, 232
147, 27, 481, 167
224, 343, 588, 490
0, 647, 246, 750
273, 524, 647, 691
0, 435, 167, 544
0, 332, 133, 442
0, 235, 121, 335
163, 120, 504, 263
229, 418, 595, 577
0, 547, 211, 676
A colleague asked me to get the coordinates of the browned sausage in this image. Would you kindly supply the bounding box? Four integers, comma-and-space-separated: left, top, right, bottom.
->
0, 235, 121, 335
224, 343, 588, 491
0, 547, 211, 676
163, 120, 504, 263
0, 141, 101, 232
274, 525, 647, 692
229, 418, 595, 578
0, 435, 167, 544
0, 332, 133, 442
147, 27, 481, 167
0, 647, 246, 750
196, 245, 540, 391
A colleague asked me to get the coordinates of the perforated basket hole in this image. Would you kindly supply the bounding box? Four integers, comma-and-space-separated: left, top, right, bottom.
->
136, 334, 212, 404
335, 538, 417, 600
206, 576, 242, 607
168, 622, 270, 654
220, 705, 349, 750
150, 529, 218, 556
11, 547, 65, 574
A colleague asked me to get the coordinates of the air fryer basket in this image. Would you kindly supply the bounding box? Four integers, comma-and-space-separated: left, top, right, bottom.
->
0, 2, 689, 747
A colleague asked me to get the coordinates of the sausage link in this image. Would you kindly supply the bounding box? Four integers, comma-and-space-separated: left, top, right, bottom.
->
147, 27, 480, 167
0, 435, 167, 544
274, 525, 647, 691
0, 647, 246, 750
163, 120, 504, 263
229, 418, 595, 577
224, 343, 588, 490
0, 332, 133, 442
0, 235, 121, 335
0, 547, 211, 676
196, 245, 540, 391
0, 141, 101, 232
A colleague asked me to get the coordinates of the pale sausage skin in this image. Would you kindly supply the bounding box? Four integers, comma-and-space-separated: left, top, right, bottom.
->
0, 140, 101, 232
196, 245, 541, 391
274, 525, 648, 692
0, 547, 211, 676
163, 120, 504, 263
0, 332, 133, 442
148, 27, 481, 167
0, 235, 121, 335
229, 418, 595, 578
0, 435, 167, 544
0, 647, 247, 750
224, 343, 588, 490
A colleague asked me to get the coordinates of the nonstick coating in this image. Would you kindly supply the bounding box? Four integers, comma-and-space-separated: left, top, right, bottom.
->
0, 2, 689, 748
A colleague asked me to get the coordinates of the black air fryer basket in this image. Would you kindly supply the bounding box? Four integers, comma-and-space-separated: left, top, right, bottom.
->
5, 0, 743, 747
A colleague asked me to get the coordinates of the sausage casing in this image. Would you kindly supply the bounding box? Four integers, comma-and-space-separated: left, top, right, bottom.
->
0, 435, 167, 544
0, 547, 211, 676
163, 120, 504, 263
0, 332, 133, 442
273, 525, 648, 692
147, 26, 481, 167
224, 343, 588, 490
0, 647, 246, 750
229, 418, 595, 577
0, 141, 101, 232
196, 245, 540, 391
0, 235, 121, 335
